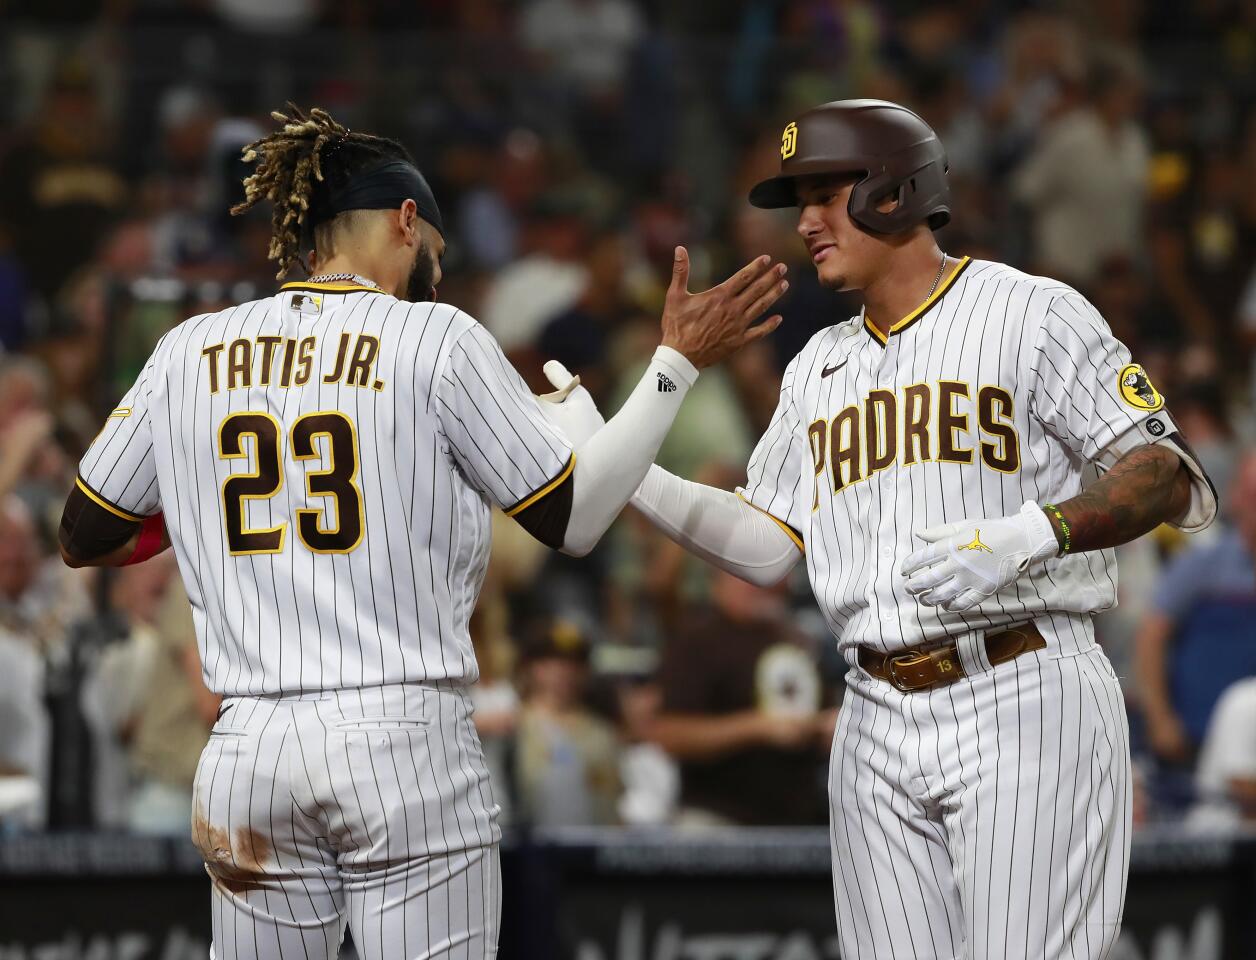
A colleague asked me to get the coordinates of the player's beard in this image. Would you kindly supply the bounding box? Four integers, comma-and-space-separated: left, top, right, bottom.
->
404, 240, 437, 302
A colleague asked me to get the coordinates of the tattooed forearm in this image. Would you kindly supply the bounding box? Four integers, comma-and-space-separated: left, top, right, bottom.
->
1045, 444, 1192, 553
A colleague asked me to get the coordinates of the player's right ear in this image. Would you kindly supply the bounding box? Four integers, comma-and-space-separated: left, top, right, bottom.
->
399, 199, 420, 248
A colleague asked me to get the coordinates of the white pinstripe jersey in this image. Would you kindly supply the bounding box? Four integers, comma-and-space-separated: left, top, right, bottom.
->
740, 257, 1180, 657
77, 279, 573, 696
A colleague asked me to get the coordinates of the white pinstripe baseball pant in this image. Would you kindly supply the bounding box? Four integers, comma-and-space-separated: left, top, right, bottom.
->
829, 637, 1131, 960
191, 682, 501, 959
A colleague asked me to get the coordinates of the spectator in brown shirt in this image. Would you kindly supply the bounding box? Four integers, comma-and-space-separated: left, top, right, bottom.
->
653, 568, 836, 826
0, 59, 126, 311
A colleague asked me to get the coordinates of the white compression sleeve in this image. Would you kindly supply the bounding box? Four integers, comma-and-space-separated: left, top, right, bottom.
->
561, 346, 699, 556
629, 465, 802, 586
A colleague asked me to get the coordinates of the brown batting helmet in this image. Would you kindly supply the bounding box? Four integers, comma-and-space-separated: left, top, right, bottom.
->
749, 99, 951, 234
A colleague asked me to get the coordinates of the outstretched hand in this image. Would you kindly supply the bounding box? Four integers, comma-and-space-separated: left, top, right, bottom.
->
660, 247, 788, 369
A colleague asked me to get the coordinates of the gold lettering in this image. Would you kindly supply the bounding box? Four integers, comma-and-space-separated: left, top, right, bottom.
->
978, 385, 1020, 473
864, 389, 897, 475
814, 379, 1018, 501
781, 122, 798, 159
937, 381, 973, 464
903, 383, 932, 465
256, 336, 283, 386
323, 333, 351, 384
295, 337, 316, 385
830, 405, 862, 492
201, 343, 224, 394
808, 419, 827, 511
226, 339, 252, 390
279, 338, 297, 387
346, 335, 379, 388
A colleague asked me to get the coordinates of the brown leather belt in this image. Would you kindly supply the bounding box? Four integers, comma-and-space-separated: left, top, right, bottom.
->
858, 623, 1046, 693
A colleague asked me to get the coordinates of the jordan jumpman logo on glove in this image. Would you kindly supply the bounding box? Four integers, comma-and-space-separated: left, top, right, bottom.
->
900, 501, 1061, 612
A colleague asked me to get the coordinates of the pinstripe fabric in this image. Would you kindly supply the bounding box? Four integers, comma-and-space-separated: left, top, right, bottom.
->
77, 290, 571, 696
830, 648, 1130, 959
736, 259, 1153, 958
193, 683, 501, 959
75, 288, 562, 956
738, 259, 1187, 659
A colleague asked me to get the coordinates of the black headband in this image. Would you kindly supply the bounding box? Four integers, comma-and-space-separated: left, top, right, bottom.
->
309, 159, 444, 237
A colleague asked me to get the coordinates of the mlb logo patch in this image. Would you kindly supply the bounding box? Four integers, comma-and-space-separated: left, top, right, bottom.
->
290, 293, 322, 315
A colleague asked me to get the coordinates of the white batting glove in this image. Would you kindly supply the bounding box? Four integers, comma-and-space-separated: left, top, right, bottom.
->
536, 360, 605, 446
900, 501, 1060, 612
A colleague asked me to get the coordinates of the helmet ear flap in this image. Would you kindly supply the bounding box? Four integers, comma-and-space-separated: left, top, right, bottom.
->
847, 160, 951, 234
848, 169, 907, 234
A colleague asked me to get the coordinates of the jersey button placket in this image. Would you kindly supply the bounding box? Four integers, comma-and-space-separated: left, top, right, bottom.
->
876, 335, 897, 381
878, 508, 899, 629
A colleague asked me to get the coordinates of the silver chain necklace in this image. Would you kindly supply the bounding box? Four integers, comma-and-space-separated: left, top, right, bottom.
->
305, 272, 383, 290
926, 253, 949, 299
864, 252, 951, 336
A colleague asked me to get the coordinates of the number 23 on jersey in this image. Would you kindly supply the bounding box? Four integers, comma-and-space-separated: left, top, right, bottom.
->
218, 410, 364, 556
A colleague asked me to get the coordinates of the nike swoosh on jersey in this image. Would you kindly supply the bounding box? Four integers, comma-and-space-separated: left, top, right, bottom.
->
821, 359, 849, 378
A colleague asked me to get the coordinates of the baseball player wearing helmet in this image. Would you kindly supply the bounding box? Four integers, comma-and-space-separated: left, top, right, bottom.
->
540, 99, 1217, 959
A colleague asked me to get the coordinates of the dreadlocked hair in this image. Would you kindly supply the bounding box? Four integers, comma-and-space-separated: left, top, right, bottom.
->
231, 103, 414, 279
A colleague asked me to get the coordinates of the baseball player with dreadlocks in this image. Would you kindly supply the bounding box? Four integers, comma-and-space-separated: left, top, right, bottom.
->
56, 105, 788, 958
539, 100, 1219, 959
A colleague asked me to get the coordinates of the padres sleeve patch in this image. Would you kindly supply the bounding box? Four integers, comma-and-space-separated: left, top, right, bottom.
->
1117, 363, 1163, 411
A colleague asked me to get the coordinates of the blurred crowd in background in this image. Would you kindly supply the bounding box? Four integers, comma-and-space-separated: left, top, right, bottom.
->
0, 0, 1253, 837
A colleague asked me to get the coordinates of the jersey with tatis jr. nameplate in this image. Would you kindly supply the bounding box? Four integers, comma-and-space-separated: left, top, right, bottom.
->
76, 280, 573, 696
740, 257, 1177, 656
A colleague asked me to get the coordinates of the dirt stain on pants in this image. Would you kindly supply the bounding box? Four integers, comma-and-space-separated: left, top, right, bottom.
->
192, 807, 274, 895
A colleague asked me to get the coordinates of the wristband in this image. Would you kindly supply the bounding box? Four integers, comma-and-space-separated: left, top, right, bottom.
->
1041, 503, 1071, 555
124, 513, 166, 565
